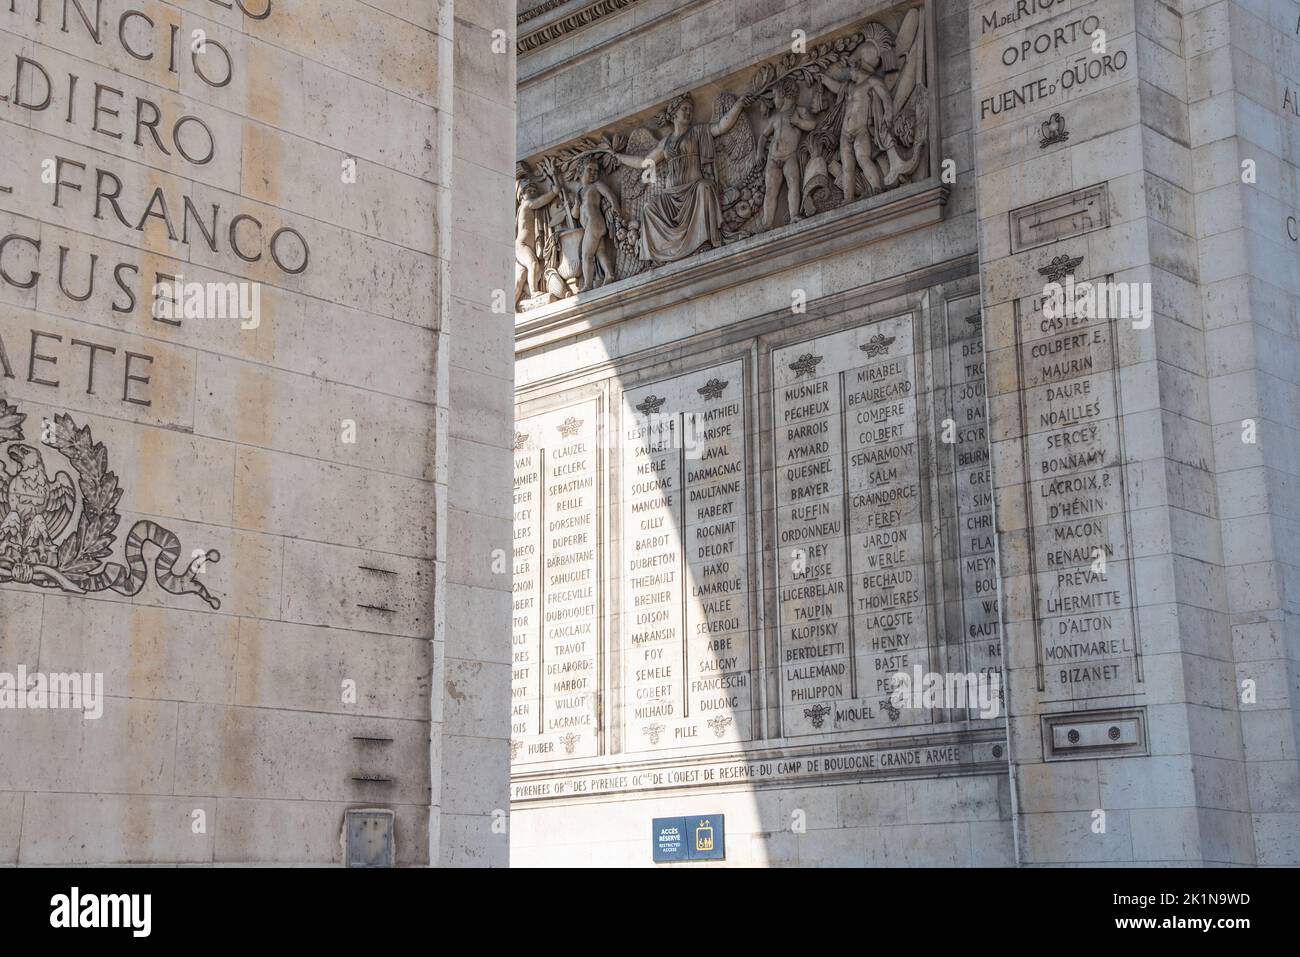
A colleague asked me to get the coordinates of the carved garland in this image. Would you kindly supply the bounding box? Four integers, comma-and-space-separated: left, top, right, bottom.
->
514, 3, 932, 313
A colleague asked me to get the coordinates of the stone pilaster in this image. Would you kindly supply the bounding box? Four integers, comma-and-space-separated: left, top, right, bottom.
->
971, 0, 1257, 864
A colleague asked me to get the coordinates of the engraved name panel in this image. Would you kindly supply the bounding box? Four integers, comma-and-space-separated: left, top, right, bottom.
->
513, 401, 602, 763
620, 362, 755, 752
772, 315, 934, 737
942, 301, 1003, 716
1014, 274, 1141, 702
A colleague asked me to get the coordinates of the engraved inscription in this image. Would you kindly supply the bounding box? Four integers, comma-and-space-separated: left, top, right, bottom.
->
773, 316, 933, 736
943, 305, 1002, 714
621, 361, 754, 751
513, 401, 602, 762
1014, 278, 1142, 700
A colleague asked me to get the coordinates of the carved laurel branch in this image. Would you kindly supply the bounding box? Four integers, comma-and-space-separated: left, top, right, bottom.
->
749, 35, 862, 101
0, 399, 24, 444
551, 134, 622, 179
48, 413, 122, 580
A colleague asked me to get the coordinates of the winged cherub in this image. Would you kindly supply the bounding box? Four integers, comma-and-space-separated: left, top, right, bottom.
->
514, 159, 561, 306
756, 79, 818, 229
0, 443, 75, 565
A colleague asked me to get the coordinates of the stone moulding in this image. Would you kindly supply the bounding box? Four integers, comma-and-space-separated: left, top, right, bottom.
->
514, 179, 949, 352
519, 0, 581, 25
1041, 708, 1148, 761
509, 727, 1005, 802
518, 0, 641, 55
514, 2, 939, 319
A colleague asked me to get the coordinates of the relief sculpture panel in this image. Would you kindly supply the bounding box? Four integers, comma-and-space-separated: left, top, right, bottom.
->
514, 3, 934, 311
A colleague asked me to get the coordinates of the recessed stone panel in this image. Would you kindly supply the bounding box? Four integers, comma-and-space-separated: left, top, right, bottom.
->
619, 361, 755, 753
512, 399, 603, 764
512, 289, 1008, 807
1009, 184, 1110, 254
772, 316, 933, 736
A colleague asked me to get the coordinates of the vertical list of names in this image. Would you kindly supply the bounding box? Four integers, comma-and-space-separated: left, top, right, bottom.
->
945, 307, 1002, 714
773, 316, 933, 737
621, 363, 754, 752
1016, 279, 1139, 701
511, 401, 602, 763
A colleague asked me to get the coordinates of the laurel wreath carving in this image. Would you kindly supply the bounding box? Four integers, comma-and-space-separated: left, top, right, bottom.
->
0, 400, 122, 586
0, 400, 22, 444
49, 413, 123, 585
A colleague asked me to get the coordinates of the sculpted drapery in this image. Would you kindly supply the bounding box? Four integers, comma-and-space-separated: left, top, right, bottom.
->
638, 122, 721, 263
513, 5, 931, 311
603, 93, 751, 264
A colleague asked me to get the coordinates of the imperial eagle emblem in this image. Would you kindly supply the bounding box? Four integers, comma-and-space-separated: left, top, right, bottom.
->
0, 400, 221, 609
697, 378, 729, 400
789, 353, 824, 378
1, 442, 75, 567
635, 394, 667, 415
860, 333, 897, 358
1039, 254, 1083, 284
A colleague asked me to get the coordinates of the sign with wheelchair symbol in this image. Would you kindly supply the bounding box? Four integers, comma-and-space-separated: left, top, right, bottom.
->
694, 821, 714, 852
652, 815, 725, 862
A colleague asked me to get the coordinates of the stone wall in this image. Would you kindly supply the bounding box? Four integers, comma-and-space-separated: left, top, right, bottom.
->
971, 0, 1298, 866
512, 0, 1300, 867
0, 0, 513, 866
1186, 0, 1300, 866
970, 0, 1245, 865
509, 0, 1014, 867
441, 0, 517, 868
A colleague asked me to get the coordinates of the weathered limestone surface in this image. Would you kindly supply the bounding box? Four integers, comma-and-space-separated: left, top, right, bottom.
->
510, 0, 1015, 867
0, 0, 514, 866
1184, 0, 1300, 866
441, 0, 518, 869
970, 0, 1293, 867
512, 0, 1300, 866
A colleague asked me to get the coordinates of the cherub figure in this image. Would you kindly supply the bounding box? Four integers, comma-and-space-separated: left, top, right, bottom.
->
756, 79, 818, 229
562, 159, 620, 291
514, 159, 560, 305
820, 25, 920, 203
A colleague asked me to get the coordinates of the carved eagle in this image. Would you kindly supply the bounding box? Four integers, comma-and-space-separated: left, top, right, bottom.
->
0, 443, 77, 544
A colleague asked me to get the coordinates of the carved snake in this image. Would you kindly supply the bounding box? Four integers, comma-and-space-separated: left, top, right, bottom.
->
86, 519, 222, 610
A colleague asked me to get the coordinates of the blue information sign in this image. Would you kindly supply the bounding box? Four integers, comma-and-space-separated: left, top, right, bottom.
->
652, 815, 725, 862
